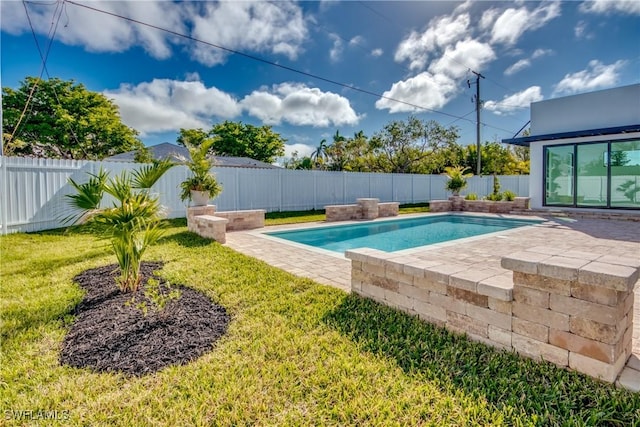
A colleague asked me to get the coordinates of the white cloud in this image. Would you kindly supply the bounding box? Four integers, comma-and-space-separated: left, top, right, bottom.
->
104, 79, 241, 135
283, 143, 314, 159
580, 0, 640, 15
329, 33, 343, 62
573, 21, 587, 39
394, 13, 471, 71
387, 1, 560, 114
2, 1, 185, 58
484, 86, 543, 115
371, 48, 383, 57
479, 9, 499, 31
490, 2, 561, 45
241, 83, 361, 127
375, 72, 458, 113
381, 35, 493, 114
2, 1, 308, 66
386, 5, 504, 113
553, 60, 626, 95
504, 49, 552, 76
454, 1, 473, 14
532, 48, 553, 59
428, 39, 495, 79
189, 1, 307, 66
349, 35, 365, 47
504, 59, 531, 76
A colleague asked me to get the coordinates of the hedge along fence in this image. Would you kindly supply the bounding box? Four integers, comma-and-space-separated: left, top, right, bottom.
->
0, 156, 529, 234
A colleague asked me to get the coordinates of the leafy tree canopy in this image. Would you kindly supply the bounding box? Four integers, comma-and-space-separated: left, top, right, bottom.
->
2, 77, 142, 159
210, 121, 285, 163
284, 118, 529, 175
177, 122, 286, 164
369, 117, 460, 174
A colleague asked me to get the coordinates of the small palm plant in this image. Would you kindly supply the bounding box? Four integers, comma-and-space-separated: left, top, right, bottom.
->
444, 165, 473, 196
66, 159, 174, 292
178, 138, 222, 203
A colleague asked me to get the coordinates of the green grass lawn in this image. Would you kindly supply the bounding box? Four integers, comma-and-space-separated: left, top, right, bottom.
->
2, 222, 638, 426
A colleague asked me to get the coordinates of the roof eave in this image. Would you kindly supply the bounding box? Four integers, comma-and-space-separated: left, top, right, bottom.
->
502, 124, 640, 147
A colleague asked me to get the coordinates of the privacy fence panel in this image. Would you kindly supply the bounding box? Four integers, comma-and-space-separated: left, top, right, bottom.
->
280, 169, 315, 211
391, 174, 414, 203
315, 171, 347, 208
369, 173, 394, 201
0, 157, 529, 234
345, 172, 371, 202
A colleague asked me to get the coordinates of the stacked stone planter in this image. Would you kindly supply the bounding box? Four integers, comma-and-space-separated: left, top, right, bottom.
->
325, 198, 400, 222
429, 197, 530, 214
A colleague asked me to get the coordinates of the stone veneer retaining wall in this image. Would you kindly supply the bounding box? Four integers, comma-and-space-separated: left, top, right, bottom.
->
187, 205, 265, 242
325, 198, 399, 221
346, 247, 638, 383
215, 210, 265, 231
430, 196, 530, 214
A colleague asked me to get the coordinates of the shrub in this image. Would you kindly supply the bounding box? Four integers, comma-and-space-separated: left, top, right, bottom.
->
503, 190, 516, 201
492, 174, 501, 195
444, 166, 473, 196
485, 193, 503, 202
66, 162, 174, 292
464, 193, 478, 200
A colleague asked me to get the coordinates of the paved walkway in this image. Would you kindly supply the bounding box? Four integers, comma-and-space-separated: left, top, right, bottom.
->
224, 213, 640, 390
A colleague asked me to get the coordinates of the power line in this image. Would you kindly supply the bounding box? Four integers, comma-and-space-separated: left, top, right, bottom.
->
64, 0, 518, 135
21, 0, 83, 151
445, 109, 475, 127
6, 1, 64, 146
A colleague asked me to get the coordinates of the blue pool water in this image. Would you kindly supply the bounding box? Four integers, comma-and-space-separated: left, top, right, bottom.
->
266, 215, 541, 253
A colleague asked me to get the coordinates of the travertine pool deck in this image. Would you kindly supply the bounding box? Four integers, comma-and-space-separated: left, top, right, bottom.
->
224, 212, 640, 390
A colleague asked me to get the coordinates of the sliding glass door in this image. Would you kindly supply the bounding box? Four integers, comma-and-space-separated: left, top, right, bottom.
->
610, 140, 640, 209
545, 145, 574, 205
544, 139, 640, 209
576, 143, 607, 207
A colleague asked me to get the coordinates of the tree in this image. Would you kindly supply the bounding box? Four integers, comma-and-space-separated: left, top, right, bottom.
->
283, 151, 313, 170
369, 117, 459, 173
325, 130, 349, 171
209, 121, 285, 163
311, 139, 328, 170
2, 77, 142, 159
463, 141, 529, 175
176, 128, 210, 148
343, 130, 373, 172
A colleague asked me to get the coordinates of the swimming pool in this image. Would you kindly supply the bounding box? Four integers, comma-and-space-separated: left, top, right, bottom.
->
266, 214, 542, 253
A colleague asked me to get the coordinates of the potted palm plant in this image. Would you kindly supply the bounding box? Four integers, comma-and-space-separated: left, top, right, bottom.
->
179, 138, 222, 206
444, 165, 473, 196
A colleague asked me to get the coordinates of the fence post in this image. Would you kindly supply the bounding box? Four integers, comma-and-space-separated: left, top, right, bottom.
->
313, 171, 317, 210
0, 156, 8, 235
278, 168, 283, 212
235, 168, 239, 211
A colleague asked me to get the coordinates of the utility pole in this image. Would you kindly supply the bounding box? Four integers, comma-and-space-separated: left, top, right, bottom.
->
468, 71, 485, 175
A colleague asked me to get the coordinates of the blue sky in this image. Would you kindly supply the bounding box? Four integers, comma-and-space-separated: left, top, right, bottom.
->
2, 0, 639, 160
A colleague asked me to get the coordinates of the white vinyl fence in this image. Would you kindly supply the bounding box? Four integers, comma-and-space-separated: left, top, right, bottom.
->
0, 156, 529, 234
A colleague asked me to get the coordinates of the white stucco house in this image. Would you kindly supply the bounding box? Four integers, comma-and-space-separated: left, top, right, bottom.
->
503, 84, 640, 211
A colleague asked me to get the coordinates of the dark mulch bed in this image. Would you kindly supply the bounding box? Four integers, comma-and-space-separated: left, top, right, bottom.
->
60, 262, 230, 376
